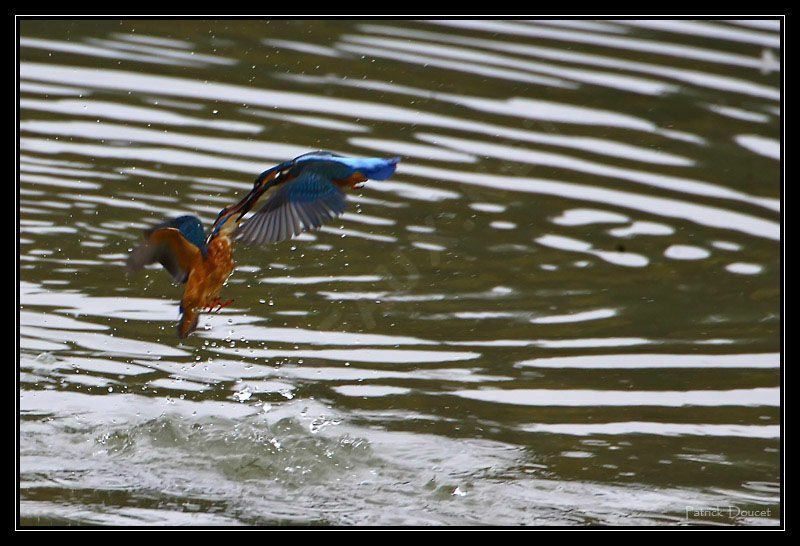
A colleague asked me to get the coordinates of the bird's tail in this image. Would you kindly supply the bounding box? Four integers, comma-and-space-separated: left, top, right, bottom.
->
349, 156, 401, 180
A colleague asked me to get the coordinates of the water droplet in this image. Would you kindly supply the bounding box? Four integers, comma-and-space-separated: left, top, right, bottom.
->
233, 388, 251, 402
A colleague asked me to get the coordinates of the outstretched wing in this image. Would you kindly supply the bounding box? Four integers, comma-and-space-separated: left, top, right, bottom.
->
292, 153, 401, 182
127, 216, 205, 283
235, 170, 347, 245
235, 154, 400, 245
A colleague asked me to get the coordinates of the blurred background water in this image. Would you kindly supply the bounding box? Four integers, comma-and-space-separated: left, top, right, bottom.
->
18, 19, 781, 526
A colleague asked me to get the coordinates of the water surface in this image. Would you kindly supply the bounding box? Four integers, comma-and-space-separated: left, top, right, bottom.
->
18, 18, 781, 526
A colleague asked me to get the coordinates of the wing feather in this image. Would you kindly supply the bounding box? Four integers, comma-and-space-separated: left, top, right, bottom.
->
127, 227, 203, 283
235, 171, 348, 245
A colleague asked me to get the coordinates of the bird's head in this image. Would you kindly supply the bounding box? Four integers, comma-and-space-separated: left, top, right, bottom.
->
234, 162, 295, 219
207, 163, 294, 242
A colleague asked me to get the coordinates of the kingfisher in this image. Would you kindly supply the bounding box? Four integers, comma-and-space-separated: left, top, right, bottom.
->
126, 151, 401, 338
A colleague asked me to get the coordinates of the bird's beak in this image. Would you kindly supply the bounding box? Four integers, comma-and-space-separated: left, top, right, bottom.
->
234, 194, 256, 221
234, 169, 281, 221
208, 168, 285, 242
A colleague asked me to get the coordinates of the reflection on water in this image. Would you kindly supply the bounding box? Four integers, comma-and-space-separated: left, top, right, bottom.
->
18, 19, 780, 526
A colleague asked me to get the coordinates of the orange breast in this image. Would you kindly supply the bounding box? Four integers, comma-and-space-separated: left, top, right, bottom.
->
181, 236, 234, 316
333, 172, 368, 189
177, 236, 235, 337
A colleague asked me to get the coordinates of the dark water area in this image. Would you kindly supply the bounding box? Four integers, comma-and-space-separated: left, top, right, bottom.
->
18, 19, 781, 526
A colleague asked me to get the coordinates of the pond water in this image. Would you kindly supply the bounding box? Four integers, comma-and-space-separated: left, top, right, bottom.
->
18, 19, 781, 526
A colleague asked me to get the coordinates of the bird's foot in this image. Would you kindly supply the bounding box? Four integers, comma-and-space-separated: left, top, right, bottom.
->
205, 299, 233, 313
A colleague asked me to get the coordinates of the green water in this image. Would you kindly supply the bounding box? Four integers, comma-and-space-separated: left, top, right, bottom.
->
18, 19, 781, 526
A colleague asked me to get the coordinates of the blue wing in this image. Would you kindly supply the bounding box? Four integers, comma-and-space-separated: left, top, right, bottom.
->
126, 215, 206, 283
293, 152, 401, 181
235, 154, 400, 245
149, 215, 207, 251
235, 170, 347, 244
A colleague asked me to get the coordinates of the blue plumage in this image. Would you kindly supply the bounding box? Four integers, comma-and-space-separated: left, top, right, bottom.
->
148, 215, 207, 257
128, 214, 208, 285
128, 151, 401, 338
294, 153, 401, 180
236, 171, 347, 244
235, 152, 401, 245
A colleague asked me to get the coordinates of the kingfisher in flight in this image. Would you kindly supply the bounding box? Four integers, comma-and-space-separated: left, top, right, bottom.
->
127, 151, 401, 338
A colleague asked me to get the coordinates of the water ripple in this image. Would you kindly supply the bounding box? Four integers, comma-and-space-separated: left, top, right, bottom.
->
18, 19, 780, 526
